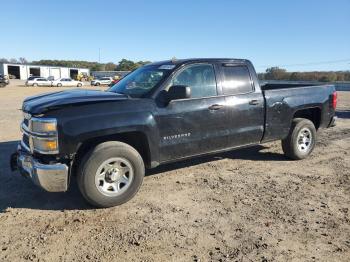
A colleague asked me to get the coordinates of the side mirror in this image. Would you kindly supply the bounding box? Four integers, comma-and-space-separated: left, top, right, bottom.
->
167, 85, 191, 101
157, 85, 191, 106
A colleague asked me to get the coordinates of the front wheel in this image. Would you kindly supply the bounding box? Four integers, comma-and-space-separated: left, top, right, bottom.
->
77, 83, 82, 87
57, 83, 62, 87
77, 141, 145, 207
282, 118, 316, 160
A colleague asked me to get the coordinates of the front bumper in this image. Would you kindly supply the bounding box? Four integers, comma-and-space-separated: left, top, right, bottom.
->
10, 148, 69, 192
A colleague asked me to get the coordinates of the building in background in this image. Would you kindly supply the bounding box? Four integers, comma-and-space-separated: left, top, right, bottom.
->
0, 63, 90, 80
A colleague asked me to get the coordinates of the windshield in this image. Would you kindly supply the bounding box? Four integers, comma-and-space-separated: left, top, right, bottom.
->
108, 65, 173, 97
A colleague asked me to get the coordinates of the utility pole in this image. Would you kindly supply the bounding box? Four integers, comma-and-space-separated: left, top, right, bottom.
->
98, 48, 101, 63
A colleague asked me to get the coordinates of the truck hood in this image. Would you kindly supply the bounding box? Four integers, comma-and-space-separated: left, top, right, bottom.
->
23, 89, 128, 114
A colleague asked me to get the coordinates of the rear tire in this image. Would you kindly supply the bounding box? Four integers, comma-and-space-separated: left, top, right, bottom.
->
282, 118, 316, 160
57, 83, 62, 87
96, 82, 100, 86
77, 141, 145, 208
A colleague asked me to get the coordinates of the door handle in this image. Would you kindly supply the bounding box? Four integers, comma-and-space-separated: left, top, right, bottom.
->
249, 99, 259, 105
208, 104, 224, 110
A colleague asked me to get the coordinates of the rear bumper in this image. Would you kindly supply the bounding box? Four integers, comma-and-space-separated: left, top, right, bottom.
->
10, 148, 69, 192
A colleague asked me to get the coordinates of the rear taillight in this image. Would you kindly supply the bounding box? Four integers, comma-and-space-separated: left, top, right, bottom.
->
332, 91, 337, 109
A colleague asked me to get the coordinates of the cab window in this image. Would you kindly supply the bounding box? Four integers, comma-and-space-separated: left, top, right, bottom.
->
221, 65, 253, 95
168, 64, 217, 99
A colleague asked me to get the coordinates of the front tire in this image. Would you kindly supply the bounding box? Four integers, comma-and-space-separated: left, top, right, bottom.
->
77, 141, 145, 208
282, 118, 316, 160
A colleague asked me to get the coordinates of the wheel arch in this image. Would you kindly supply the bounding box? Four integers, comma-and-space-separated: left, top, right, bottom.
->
71, 131, 152, 177
292, 107, 322, 129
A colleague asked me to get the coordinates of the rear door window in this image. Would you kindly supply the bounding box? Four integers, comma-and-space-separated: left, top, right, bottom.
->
221, 65, 253, 95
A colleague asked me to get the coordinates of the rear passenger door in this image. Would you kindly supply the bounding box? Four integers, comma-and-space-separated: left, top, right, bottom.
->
218, 63, 264, 147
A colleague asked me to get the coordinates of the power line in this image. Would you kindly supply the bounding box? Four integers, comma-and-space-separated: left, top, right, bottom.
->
256, 58, 350, 68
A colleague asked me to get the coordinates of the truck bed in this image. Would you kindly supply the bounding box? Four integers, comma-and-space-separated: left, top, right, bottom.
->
261, 84, 336, 142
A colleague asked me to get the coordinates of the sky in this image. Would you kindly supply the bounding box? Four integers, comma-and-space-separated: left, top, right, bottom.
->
0, 0, 349, 72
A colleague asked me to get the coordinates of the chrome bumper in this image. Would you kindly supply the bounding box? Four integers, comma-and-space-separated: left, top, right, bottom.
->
11, 150, 69, 192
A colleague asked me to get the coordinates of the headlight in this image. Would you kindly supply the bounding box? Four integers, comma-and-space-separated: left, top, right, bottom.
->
21, 117, 59, 154
31, 118, 57, 134
32, 137, 58, 153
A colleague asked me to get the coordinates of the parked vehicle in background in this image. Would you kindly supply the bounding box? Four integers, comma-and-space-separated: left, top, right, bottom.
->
25, 77, 52, 87
52, 78, 83, 87
2, 75, 10, 85
0, 75, 8, 87
11, 58, 337, 208
27, 76, 41, 81
108, 78, 121, 87
91, 77, 113, 86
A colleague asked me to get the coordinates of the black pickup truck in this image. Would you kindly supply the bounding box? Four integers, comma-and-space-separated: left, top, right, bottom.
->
11, 58, 337, 207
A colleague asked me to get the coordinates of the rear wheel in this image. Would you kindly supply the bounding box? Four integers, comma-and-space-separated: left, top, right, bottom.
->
77, 141, 145, 207
96, 82, 100, 86
77, 83, 82, 87
57, 83, 62, 87
282, 118, 316, 160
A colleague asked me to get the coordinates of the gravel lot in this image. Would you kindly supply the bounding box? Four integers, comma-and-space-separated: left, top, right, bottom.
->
0, 81, 349, 261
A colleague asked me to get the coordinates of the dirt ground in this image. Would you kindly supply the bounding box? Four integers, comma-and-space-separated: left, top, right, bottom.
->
0, 81, 349, 262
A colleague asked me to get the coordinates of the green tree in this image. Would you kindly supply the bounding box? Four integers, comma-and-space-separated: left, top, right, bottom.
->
265, 67, 288, 80
116, 59, 137, 71
9, 58, 18, 63
19, 57, 28, 64
289, 72, 301, 81
105, 62, 117, 71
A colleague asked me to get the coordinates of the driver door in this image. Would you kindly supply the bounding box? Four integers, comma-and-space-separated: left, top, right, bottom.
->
155, 63, 228, 162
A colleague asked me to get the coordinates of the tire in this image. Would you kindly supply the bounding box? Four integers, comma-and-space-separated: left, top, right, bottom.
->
77, 83, 82, 87
33, 83, 38, 87
282, 118, 316, 160
57, 83, 62, 87
0, 83, 5, 88
77, 141, 145, 208
96, 82, 100, 86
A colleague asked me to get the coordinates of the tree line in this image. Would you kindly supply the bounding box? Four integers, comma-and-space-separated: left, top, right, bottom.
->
258, 67, 350, 82
0, 58, 150, 71
2, 58, 349, 82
